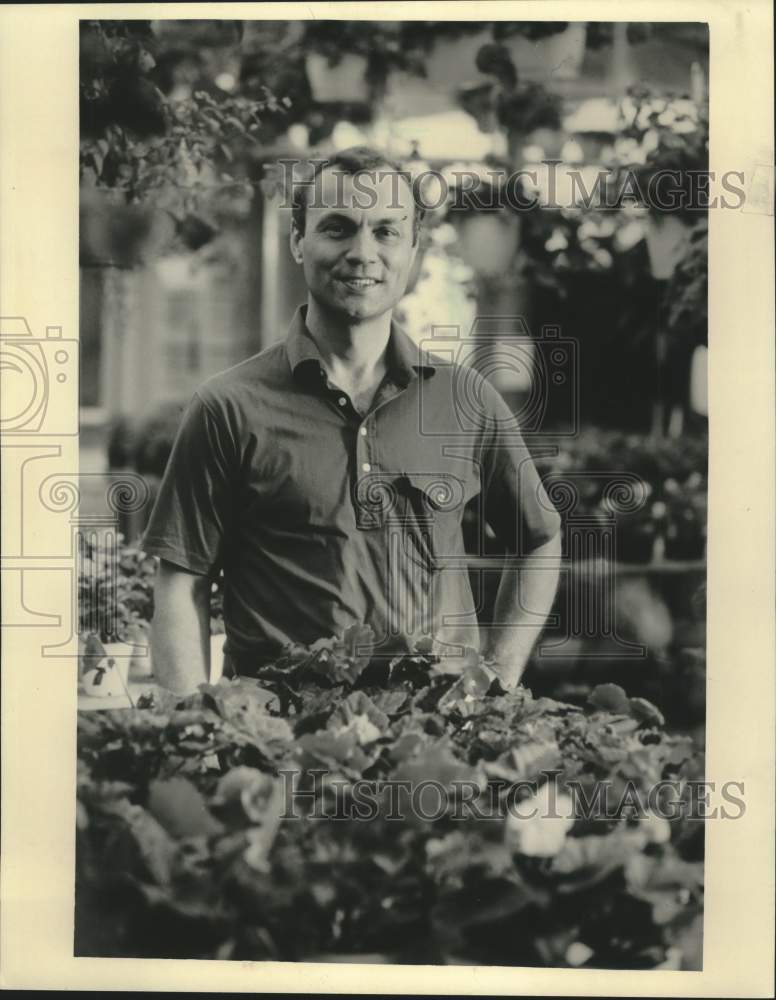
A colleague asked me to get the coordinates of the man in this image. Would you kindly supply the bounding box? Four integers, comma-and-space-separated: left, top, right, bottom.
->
143, 146, 562, 695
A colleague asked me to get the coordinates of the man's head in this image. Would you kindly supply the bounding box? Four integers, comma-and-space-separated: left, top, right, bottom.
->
289, 146, 426, 324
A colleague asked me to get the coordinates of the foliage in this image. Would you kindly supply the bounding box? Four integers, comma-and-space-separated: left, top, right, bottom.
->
78, 536, 158, 641
107, 401, 186, 479
80, 20, 286, 257
664, 218, 708, 348
76, 631, 704, 965
78, 535, 224, 642
465, 427, 707, 563
613, 86, 709, 221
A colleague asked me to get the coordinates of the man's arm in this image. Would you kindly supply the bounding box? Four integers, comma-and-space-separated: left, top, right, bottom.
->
482, 530, 562, 689
151, 559, 211, 695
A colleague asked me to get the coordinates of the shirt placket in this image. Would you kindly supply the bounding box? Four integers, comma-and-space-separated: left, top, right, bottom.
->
321, 370, 413, 531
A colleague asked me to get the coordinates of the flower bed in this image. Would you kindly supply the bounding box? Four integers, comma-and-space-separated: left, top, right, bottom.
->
76, 630, 704, 966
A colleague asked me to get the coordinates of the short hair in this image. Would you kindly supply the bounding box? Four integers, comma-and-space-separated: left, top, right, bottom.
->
290, 145, 426, 245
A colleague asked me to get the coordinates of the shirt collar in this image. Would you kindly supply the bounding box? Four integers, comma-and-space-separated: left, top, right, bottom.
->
285, 304, 436, 388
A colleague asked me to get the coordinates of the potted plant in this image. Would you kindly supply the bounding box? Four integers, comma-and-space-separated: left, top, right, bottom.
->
615, 87, 708, 280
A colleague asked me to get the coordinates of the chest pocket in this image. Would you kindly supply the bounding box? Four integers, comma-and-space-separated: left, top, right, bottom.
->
392, 470, 478, 571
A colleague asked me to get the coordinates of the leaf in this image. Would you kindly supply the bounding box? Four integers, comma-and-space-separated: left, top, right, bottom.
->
629, 697, 665, 727
366, 690, 408, 716
308, 625, 375, 686
147, 777, 223, 839
392, 739, 483, 793
588, 683, 631, 714
213, 766, 290, 828
329, 691, 390, 740
484, 738, 561, 784
200, 678, 293, 749
297, 728, 378, 778
104, 801, 177, 886
433, 876, 548, 931
390, 654, 434, 689
550, 827, 650, 891
241, 778, 287, 872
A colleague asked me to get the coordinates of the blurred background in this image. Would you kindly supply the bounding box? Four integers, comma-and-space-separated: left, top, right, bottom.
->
79, 19, 708, 729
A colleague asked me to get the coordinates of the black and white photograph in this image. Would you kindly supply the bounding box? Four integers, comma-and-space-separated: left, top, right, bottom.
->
1, 4, 773, 994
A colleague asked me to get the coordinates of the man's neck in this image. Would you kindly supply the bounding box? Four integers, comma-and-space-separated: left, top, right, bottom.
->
305, 297, 392, 387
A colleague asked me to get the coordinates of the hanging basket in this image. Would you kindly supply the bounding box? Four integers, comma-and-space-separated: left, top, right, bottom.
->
644, 213, 692, 279
505, 22, 587, 82
453, 211, 521, 278
80, 189, 175, 269
305, 52, 369, 102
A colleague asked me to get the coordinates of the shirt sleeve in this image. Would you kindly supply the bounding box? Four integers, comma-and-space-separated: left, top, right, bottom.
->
140, 390, 238, 575
478, 378, 562, 554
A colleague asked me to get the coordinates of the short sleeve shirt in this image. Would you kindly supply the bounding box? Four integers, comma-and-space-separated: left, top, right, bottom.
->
141, 305, 561, 671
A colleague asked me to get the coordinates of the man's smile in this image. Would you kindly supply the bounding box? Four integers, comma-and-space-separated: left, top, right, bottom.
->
336, 276, 383, 291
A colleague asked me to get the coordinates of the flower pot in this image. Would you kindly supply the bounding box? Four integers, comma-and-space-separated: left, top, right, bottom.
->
80, 642, 132, 698
305, 52, 369, 102
644, 213, 692, 279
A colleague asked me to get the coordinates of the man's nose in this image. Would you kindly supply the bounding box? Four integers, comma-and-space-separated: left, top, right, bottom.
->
344, 226, 377, 264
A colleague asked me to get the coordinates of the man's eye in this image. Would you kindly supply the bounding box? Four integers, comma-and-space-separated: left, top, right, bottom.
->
323, 224, 345, 236
376, 228, 400, 239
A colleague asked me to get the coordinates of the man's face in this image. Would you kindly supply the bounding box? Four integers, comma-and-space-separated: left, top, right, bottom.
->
291, 166, 418, 323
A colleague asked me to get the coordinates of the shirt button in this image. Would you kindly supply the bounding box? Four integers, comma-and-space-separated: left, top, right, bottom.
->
361, 462, 371, 473
338, 397, 347, 407
360, 426, 368, 437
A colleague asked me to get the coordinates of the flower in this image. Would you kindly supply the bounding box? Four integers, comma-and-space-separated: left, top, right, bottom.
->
504, 781, 575, 857
643, 811, 672, 844
545, 229, 568, 253
566, 941, 594, 966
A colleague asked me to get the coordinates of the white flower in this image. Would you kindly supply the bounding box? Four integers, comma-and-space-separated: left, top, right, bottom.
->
670, 119, 698, 134
431, 223, 458, 248
566, 941, 594, 966
614, 219, 645, 252
504, 782, 575, 857
545, 229, 568, 253
579, 217, 616, 240
643, 810, 671, 844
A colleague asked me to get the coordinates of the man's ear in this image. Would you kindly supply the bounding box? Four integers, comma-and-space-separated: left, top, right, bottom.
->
290, 223, 304, 264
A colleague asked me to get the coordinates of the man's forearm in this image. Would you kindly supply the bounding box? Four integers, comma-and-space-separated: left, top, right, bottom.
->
483, 531, 562, 688
151, 561, 211, 695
